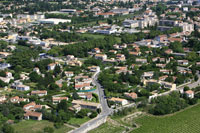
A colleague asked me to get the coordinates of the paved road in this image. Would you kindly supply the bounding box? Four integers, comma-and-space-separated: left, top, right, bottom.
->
70, 70, 112, 133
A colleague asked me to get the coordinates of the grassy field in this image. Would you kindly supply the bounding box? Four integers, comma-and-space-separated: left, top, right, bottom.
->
89, 122, 126, 133
12, 120, 72, 133
80, 33, 121, 43
89, 104, 200, 133
67, 117, 91, 126
132, 104, 200, 133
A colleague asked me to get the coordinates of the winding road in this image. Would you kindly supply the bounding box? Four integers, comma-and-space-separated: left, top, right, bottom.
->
70, 70, 112, 133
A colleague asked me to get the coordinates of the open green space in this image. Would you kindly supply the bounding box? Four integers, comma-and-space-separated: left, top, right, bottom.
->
67, 117, 91, 126
12, 120, 72, 133
132, 104, 200, 133
89, 122, 126, 133
80, 33, 121, 43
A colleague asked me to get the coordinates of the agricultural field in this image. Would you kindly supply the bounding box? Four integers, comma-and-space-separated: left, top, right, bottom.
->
132, 104, 200, 133
12, 120, 72, 133
89, 104, 200, 133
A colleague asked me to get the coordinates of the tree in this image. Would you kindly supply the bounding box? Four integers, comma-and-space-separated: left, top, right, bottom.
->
72, 92, 79, 100
184, 86, 189, 91
29, 72, 41, 82
107, 18, 113, 24
187, 52, 197, 61
169, 41, 183, 53
0, 80, 7, 87
194, 75, 199, 81
53, 65, 61, 76
76, 109, 89, 118
48, 83, 60, 91
57, 100, 68, 112
2, 124, 14, 133
89, 111, 97, 118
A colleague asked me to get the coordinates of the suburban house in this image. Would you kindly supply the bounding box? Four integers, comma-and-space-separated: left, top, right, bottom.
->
23, 102, 42, 111
24, 111, 42, 121
77, 92, 93, 101
16, 85, 30, 91
75, 82, 91, 90
142, 71, 154, 79
65, 71, 74, 77
72, 100, 101, 110
31, 90, 47, 97
92, 48, 101, 53
177, 60, 189, 66
109, 97, 128, 106
52, 97, 68, 104
69, 104, 81, 113
143, 79, 176, 91
0, 95, 6, 103
185, 90, 194, 98
47, 62, 59, 71
124, 92, 138, 100
33, 67, 40, 74
136, 58, 147, 64
10, 96, 29, 103
95, 54, 107, 60
88, 66, 100, 72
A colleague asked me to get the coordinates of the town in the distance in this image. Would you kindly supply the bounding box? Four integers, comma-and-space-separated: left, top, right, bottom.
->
0, 0, 199, 133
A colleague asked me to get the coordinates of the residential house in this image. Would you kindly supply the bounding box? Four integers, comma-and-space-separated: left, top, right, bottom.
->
33, 67, 40, 74
88, 66, 100, 72
24, 111, 42, 121
95, 54, 107, 60
16, 85, 30, 91
142, 71, 154, 79
75, 82, 91, 90
47, 62, 59, 71
72, 100, 101, 110
185, 90, 194, 98
143, 79, 176, 90
52, 97, 68, 104
0, 52, 11, 58
109, 97, 128, 106
0, 95, 6, 103
156, 64, 166, 68
77, 92, 93, 101
160, 69, 172, 74
116, 54, 126, 62
177, 60, 189, 66
136, 58, 147, 64
23, 102, 42, 111
124, 92, 137, 100
65, 71, 74, 77
92, 48, 101, 53
10, 96, 29, 103
165, 49, 173, 54
31, 90, 47, 97
69, 104, 81, 113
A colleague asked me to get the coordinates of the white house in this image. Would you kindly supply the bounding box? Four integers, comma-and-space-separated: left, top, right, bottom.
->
16, 85, 30, 91
185, 90, 194, 98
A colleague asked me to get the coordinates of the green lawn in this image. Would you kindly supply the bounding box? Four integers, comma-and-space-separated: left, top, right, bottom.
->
12, 120, 72, 133
89, 122, 126, 133
80, 33, 121, 43
67, 117, 91, 126
132, 104, 200, 133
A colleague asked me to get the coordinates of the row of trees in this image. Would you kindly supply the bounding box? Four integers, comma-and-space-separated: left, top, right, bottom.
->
62, 36, 117, 57
149, 92, 197, 115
